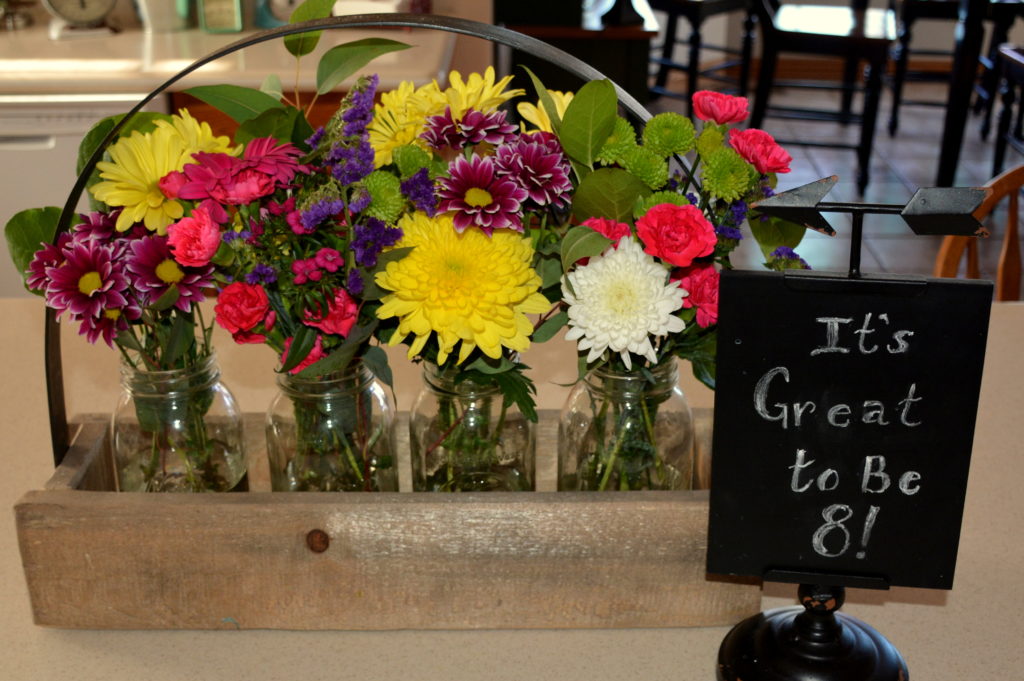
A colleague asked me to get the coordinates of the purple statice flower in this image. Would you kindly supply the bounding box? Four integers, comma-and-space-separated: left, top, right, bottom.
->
400, 167, 438, 216
437, 154, 528, 234
245, 263, 277, 285
126, 234, 213, 311
686, 192, 700, 205
26, 232, 71, 293
327, 138, 375, 185
44, 235, 130, 320
222, 231, 243, 243
768, 246, 812, 271
306, 126, 326, 149
348, 187, 371, 215
351, 218, 402, 268
716, 225, 743, 241
346, 268, 364, 296
300, 198, 345, 232
73, 210, 120, 242
494, 133, 573, 209
341, 74, 379, 137
421, 107, 517, 151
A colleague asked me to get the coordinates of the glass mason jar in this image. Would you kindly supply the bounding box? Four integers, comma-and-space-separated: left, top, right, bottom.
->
111, 354, 247, 492
410, 363, 535, 492
266, 362, 398, 491
558, 360, 694, 491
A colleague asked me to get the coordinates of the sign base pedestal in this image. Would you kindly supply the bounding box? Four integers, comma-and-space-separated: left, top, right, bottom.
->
717, 585, 908, 681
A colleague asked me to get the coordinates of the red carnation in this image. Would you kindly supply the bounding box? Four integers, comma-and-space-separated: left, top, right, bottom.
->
636, 203, 717, 268
215, 281, 270, 340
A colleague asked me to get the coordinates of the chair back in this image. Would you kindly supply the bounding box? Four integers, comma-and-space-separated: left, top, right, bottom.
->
933, 164, 1024, 301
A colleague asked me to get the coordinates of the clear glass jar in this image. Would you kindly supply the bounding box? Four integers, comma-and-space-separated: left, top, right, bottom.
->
266, 362, 397, 491
111, 354, 247, 493
558, 360, 694, 491
410, 363, 535, 492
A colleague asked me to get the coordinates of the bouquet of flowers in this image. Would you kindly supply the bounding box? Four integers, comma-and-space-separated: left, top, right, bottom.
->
6, 111, 248, 492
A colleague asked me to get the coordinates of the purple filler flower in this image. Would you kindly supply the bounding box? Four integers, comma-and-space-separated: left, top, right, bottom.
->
400, 167, 438, 216
342, 74, 379, 137
245, 263, 277, 285
300, 198, 345, 232
44, 236, 129, 319
437, 154, 527, 234
126, 234, 213, 311
351, 218, 403, 268
346, 269, 364, 296
327, 138, 375, 185
768, 246, 812, 271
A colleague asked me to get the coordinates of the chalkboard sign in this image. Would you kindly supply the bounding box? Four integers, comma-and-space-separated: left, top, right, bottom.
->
706, 270, 992, 589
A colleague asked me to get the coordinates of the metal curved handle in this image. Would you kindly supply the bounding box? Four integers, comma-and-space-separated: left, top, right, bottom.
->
44, 13, 652, 465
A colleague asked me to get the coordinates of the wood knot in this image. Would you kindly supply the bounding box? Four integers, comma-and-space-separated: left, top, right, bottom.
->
306, 529, 330, 553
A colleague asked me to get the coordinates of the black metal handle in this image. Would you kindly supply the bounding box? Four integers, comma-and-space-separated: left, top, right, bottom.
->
44, 13, 652, 466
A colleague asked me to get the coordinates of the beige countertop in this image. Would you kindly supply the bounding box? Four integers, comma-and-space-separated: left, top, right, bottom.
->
0, 26, 455, 95
1, 299, 1022, 679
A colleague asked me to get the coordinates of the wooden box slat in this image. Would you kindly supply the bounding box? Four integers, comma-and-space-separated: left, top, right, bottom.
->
14, 410, 760, 630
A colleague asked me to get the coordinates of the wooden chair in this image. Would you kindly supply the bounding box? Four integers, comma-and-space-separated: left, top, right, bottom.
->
933, 163, 1024, 301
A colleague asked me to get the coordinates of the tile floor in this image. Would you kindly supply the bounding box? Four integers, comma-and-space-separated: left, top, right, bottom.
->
649, 80, 1021, 281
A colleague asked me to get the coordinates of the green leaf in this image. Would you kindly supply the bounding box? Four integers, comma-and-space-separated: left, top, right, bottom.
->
260, 73, 284, 100
520, 66, 561, 136
560, 224, 613, 271
532, 311, 568, 343
536, 255, 563, 290
295, 322, 377, 378
76, 112, 171, 177
148, 284, 181, 312
749, 214, 807, 258
182, 85, 281, 124
572, 167, 651, 224
114, 330, 144, 354
235, 105, 301, 145
280, 323, 318, 374
464, 355, 517, 375
3, 207, 61, 293
559, 79, 617, 168
360, 345, 393, 389
163, 312, 195, 367
491, 370, 538, 423
316, 38, 410, 94
284, 0, 336, 58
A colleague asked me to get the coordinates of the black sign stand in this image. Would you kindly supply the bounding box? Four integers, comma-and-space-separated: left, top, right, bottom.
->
712, 179, 989, 681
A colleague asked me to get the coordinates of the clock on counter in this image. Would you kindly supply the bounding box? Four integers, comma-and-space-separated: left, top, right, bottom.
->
42, 0, 117, 39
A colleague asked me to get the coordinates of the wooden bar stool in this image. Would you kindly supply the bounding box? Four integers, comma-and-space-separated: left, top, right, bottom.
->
749, 0, 896, 194
992, 44, 1024, 176
974, 1, 1024, 140
648, 0, 756, 115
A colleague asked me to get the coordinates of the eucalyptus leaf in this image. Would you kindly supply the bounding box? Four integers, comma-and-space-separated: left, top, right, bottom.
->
3, 207, 61, 293
560, 224, 613, 271
316, 38, 410, 94
559, 79, 617, 168
182, 85, 281, 124
279, 323, 318, 374
284, 0, 335, 58
532, 311, 569, 343
295, 322, 377, 378
114, 329, 144, 354
360, 345, 393, 389
260, 73, 284, 100
536, 256, 563, 290
520, 66, 561, 136
749, 214, 808, 258
464, 355, 517, 375
572, 167, 651, 224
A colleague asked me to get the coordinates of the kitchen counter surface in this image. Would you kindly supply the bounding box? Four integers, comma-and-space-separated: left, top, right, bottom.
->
0, 25, 455, 95
0, 299, 1022, 680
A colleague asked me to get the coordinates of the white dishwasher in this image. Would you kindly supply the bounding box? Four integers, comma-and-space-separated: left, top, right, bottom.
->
0, 93, 167, 298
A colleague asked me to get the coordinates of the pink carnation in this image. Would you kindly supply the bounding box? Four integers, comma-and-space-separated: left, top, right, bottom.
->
159, 170, 187, 199
581, 216, 631, 242
635, 203, 717, 268
692, 91, 749, 125
729, 128, 792, 174
673, 264, 720, 328
304, 288, 358, 337
167, 206, 220, 267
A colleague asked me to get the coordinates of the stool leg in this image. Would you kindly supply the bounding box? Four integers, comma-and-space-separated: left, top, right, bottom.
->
992, 76, 1013, 177
739, 10, 756, 98
686, 19, 704, 117
652, 11, 680, 94
751, 43, 777, 128
840, 55, 858, 125
976, 15, 1013, 139
888, 14, 913, 136
857, 60, 883, 195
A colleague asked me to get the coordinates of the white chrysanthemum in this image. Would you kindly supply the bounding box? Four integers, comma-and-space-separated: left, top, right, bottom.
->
563, 237, 687, 370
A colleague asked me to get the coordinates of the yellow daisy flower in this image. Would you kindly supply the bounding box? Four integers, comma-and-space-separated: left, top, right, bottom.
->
375, 211, 550, 365
517, 90, 574, 133
444, 67, 525, 120
368, 80, 446, 167
90, 109, 236, 235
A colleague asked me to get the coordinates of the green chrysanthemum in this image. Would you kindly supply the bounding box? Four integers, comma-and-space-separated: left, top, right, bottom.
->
596, 117, 638, 166
701, 147, 758, 202
634, 190, 692, 218
623, 146, 669, 190
392, 144, 433, 178
695, 125, 726, 159
642, 112, 695, 158
364, 170, 405, 223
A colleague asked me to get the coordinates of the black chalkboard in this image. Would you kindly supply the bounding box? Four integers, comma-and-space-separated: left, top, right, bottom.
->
706, 270, 992, 590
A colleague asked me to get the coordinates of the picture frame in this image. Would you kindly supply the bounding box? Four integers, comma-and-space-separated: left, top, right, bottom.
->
198, 0, 243, 33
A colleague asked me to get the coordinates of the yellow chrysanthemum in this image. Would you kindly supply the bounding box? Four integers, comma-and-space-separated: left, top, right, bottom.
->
375, 212, 550, 365
517, 90, 574, 133
90, 109, 237, 234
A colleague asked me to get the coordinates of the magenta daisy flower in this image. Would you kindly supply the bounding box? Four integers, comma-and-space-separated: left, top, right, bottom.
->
75, 297, 141, 347
73, 209, 121, 242
495, 132, 573, 209
126, 234, 213, 311
44, 236, 129, 319
437, 154, 527, 234
241, 137, 307, 184
422, 107, 517, 151
26, 232, 71, 293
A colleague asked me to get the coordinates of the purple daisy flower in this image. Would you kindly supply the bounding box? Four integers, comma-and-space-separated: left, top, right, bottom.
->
126, 234, 213, 311
75, 299, 141, 347
26, 232, 71, 293
73, 210, 121, 242
437, 154, 528, 234
421, 107, 517, 151
494, 134, 573, 209
44, 236, 129, 319
351, 218, 403, 268
400, 167, 438, 216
